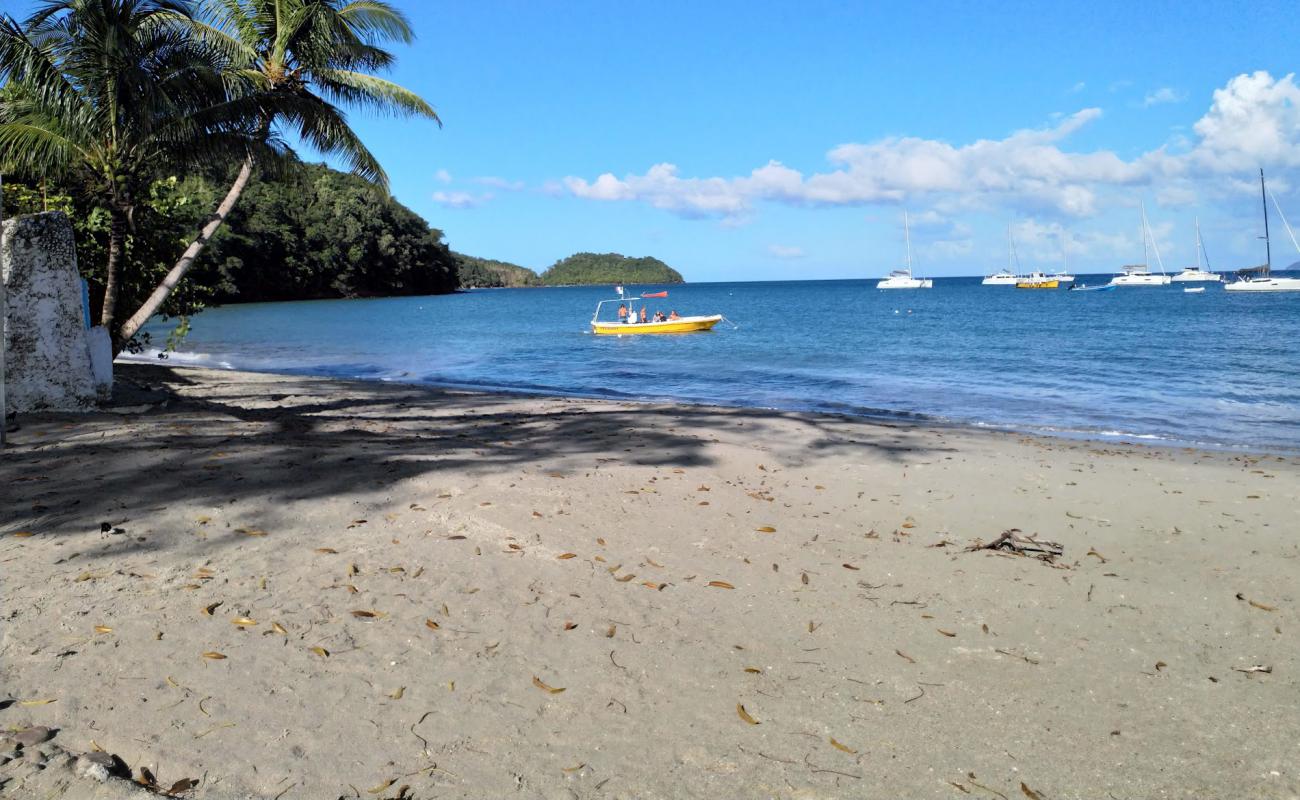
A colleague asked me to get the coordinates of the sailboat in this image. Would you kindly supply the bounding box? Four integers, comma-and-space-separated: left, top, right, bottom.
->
1171, 218, 1221, 283
1110, 203, 1172, 286
1051, 231, 1075, 284
1225, 170, 1300, 293
981, 226, 1020, 285
877, 212, 933, 289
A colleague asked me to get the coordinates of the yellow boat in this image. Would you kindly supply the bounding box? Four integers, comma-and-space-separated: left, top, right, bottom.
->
1015, 271, 1059, 289
591, 290, 723, 335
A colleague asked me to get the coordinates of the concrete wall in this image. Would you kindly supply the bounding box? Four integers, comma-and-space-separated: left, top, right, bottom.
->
1, 211, 102, 412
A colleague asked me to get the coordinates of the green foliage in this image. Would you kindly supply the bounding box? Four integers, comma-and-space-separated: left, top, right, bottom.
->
453, 254, 540, 288
193, 162, 458, 301
539, 252, 684, 286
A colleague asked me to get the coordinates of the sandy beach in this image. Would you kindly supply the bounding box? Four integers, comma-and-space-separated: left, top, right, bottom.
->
2, 363, 1297, 799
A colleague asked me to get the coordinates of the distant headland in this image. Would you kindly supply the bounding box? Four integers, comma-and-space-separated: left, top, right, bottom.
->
454, 251, 684, 289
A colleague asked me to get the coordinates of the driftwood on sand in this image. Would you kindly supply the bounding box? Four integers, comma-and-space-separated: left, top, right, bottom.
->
965, 529, 1064, 563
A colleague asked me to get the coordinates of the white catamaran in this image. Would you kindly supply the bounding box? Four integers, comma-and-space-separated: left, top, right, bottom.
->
1225, 170, 1300, 293
1171, 218, 1221, 283
877, 212, 933, 289
1110, 203, 1172, 286
982, 225, 1020, 285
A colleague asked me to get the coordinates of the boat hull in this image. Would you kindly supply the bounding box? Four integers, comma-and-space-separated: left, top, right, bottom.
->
1016, 280, 1059, 289
981, 274, 1018, 285
1110, 274, 1172, 286
1224, 278, 1300, 292
592, 315, 723, 335
1171, 271, 1222, 283
877, 278, 933, 289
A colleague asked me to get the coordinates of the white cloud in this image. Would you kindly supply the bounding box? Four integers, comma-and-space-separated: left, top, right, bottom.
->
434, 168, 453, 184
1143, 87, 1187, 107
1070, 81, 1087, 94
1190, 71, 1300, 171
432, 190, 493, 209
767, 244, 804, 259
561, 71, 1300, 223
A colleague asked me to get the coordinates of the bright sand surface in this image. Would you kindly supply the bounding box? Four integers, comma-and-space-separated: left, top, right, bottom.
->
2, 364, 1297, 799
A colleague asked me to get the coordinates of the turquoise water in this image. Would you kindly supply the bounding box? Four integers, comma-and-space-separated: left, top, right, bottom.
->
128, 277, 1300, 451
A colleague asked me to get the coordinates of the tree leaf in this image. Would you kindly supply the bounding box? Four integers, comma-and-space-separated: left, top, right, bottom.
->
938, 629, 957, 637
615, 573, 636, 582
231, 617, 256, 627
708, 581, 735, 589
270, 622, 287, 635
19, 698, 56, 706
557, 553, 578, 560
201, 652, 227, 660
829, 736, 857, 754
743, 667, 762, 674
94, 625, 113, 634
425, 619, 440, 630
351, 610, 385, 619
736, 703, 759, 724
532, 676, 565, 694
309, 646, 329, 657
1020, 782, 1044, 800
755, 526, 776, 533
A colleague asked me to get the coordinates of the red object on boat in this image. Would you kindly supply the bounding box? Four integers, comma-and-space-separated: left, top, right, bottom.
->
641, 291, 668, 298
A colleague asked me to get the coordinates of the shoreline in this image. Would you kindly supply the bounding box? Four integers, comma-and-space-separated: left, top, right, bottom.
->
115, 356, 1296, 458
2, 364, 1297, 798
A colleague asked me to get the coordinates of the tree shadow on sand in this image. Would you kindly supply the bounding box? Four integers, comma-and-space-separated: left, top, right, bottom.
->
1, 364, 956, 555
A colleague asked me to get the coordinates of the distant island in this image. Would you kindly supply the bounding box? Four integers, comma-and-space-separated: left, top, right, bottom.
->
452, 251, 685, 289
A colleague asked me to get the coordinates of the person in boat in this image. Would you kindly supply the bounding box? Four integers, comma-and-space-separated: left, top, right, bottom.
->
668, 310, 680, 320
639, 307, 648, 323
654, 311, 667, 322
617, 304, 629, 322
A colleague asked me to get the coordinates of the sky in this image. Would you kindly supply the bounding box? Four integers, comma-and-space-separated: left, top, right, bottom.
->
7, 0, 1300, 280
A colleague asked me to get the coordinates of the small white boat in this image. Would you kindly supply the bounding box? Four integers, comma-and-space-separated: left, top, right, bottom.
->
1171, 219, 1222, 283
1110, 203, 1172, 286
1184, 287, 1205, 294
1225, 170, 1300, 293
981, 270, 1019, 286
877, 212, 933, 289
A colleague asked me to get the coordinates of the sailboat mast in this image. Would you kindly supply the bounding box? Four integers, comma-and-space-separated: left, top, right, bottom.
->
904, 211, 913, 276
1195, 217, 1202, 270
1141, 203, 1149, 270
1261, 169, 1272, 275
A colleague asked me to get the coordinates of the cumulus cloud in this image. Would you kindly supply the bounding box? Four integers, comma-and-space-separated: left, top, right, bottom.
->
767, 244, 805, 259
1143, 87, 1187, 107
561, 72, 1300, 222
434, 168, 453, 183
432, 190, 493, 209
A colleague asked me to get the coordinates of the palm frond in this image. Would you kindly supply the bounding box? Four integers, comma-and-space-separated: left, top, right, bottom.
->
310, 67, 438, 122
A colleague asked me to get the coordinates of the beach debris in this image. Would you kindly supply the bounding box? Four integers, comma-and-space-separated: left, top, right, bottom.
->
388, 687, 405, 700
842, 563, 860, 570
995, 649, 1040, 665
708, 581, 735, 589
201, 651, 227, 660
200, 603, 222, 616
315, 547, 338, 554
11, 531, 34, 538
18, 697, 57, 706
94, 625, 113, 634
231, 617, 256, 627
1086, 548, 1107, 562
366, 778, 395, 794
744, 667, 762, 674
532, 676, 565, 694
557, 553, 578, 560
270, 622, 287, 635
351, 609, 385, 620
937, 629, 957, 638
736, 703, 760, 724
236, 527, 267, 537
308, 646, 329, 658
966, 529, 1063, 563
425, 619, 441, 630
895, 650, 915, 664
755, 526, 776, 533
829, 736, 857, 754
1235, 593, 1277, 611
1231, 664, 1272, 675
1020, 783, 1045, 800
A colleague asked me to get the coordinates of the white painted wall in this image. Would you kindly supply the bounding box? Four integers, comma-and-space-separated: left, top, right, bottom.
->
1, 211, 101, 412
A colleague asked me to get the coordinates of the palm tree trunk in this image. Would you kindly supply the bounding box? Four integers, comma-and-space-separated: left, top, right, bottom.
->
100, 205, 128, 329
116, 155, 254, 351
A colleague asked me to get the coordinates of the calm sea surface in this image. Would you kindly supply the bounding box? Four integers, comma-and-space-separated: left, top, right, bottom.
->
127, 277, 1300, 452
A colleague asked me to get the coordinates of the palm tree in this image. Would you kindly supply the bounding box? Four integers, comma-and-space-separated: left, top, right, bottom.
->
117, 0, 438, 347
0, 0, 269, 341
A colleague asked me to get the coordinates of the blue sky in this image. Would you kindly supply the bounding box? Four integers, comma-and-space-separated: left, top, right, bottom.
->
8, 0, 1300, 279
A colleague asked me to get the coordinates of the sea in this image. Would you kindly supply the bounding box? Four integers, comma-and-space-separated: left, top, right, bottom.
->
125, 276, 1300, 453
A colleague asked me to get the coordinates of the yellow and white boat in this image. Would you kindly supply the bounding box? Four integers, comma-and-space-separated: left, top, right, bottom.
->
1015, 271, 1060, 289
591, 290, 723, 335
